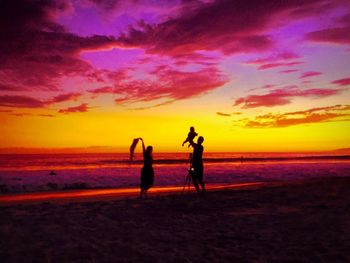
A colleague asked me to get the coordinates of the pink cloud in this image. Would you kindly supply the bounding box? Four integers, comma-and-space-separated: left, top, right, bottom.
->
90, 66, 229, 105
279, 69, 299, 74
258, 61, 302, 70
234, 86, 345, 108
245, 52, 300, 64
331, 78, 350, 86
58, 103, 89, 114
244, 51, 303, 71
300, 71, 322, 79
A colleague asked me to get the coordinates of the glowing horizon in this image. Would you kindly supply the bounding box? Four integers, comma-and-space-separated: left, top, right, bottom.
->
1, 0, 350, 152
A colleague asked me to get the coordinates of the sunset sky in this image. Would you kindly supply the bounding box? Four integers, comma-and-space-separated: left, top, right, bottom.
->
1, 0, 350, 152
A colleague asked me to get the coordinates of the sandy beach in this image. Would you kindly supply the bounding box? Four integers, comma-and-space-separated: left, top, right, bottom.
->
1, 177, 350, 262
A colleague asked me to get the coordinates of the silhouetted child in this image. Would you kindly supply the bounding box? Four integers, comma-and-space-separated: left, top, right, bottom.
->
182, 127, 198, 147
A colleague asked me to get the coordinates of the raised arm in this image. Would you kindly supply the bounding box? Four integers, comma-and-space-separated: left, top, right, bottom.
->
189, 140, 196, 148
140, 138, 145, 154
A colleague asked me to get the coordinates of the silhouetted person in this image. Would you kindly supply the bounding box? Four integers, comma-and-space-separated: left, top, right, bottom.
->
182, 126, 198, 147
139, 138, 154, 199
190, 136, 206, 194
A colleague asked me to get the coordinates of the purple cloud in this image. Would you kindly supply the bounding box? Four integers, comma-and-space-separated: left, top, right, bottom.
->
306, 14, 350, 45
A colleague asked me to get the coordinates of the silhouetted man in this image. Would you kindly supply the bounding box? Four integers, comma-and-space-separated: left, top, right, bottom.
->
190, 136, 206, 193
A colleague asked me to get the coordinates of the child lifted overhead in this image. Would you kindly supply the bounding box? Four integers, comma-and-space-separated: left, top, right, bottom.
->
182, 126, 198, 148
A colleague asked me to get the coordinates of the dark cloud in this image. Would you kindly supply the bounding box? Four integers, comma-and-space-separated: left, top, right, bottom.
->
216, 112, 231, 117
58, 103, 90, 113
243, 104, 350, 128
0, 95, 45, 108
0, 83, 27, 92
117, 0, 340, 56
48, 92, 82, 103
0, 92, 84, 108
38, 114, 55, 117
1, 0, 348, 112
0, 0, 118, 92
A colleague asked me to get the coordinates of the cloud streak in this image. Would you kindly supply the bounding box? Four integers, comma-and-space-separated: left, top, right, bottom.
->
234, 86, 345, 108
0, 92, 84, 108
331, 78, 350, 86
300, 71, 322, 79
58, 103, 90, 113
242, 104, 350, 128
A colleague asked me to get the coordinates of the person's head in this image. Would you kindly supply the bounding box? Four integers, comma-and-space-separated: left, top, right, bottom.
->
190, 126, 195, 132
145, 146, 153, 156
197, 136, 204, 145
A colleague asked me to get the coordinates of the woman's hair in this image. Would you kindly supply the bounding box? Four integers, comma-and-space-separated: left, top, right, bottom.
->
145, 146, 153, 157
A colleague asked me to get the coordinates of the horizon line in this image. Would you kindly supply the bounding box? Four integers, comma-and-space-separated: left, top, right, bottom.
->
0, 146, 349, 154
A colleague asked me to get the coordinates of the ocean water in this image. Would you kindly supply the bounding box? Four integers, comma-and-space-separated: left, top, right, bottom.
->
0, 152, 349, 193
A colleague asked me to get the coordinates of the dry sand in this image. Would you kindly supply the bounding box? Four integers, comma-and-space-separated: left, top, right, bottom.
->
1, 177, 350, 262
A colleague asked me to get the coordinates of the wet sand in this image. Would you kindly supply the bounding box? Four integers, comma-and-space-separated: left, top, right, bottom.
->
1, 177, 350, 262
0, 182, 265, 205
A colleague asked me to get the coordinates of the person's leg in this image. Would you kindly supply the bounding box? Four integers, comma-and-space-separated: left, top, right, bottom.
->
198, 167, 206, 193
192, 179, 201, 193
192, 170, 201, 193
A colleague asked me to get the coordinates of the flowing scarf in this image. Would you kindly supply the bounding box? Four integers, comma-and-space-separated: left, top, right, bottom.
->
129, 138, 140, 161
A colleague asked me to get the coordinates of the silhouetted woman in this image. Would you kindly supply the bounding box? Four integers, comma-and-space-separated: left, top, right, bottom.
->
139, 138, 154, 199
